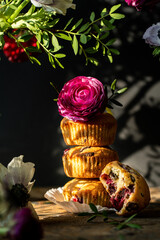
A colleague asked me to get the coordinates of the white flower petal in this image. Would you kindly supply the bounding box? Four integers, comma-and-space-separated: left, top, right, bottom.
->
5, 155, 35, 190
31, 0, 76, 15
7, 155, 24, 169
27, 180, 36, 193
30, 0, 43, 7
0, 164, 8, 183
143, 23, 160, 46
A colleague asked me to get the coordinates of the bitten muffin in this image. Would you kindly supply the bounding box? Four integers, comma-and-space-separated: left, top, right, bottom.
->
100, 161, 150, 216
63, 178, 112, 207
63, 146, 119, 178
60, 113, 117, 146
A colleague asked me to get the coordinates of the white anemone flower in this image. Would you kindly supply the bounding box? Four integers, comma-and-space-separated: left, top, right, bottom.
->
143, 23, 160, 46
0, 155, 35, 193
31, 0, 76, 15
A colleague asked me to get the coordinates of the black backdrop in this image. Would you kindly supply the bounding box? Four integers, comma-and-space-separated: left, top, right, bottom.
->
0, 0, 160, 187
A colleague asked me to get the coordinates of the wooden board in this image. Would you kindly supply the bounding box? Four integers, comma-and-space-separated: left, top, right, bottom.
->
32, 187, 160, 240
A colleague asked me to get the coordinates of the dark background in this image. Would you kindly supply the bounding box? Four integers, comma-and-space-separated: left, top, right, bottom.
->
0, 0, 160, 187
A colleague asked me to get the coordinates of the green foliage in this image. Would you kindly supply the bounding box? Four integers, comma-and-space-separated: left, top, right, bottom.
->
152, 46, 160, 57
105, 79, 127, 109
0, 1, 125, 68
78, 203, 141, 230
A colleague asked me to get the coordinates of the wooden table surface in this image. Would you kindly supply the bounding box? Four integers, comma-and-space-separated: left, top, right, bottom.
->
30, 187, 160, 240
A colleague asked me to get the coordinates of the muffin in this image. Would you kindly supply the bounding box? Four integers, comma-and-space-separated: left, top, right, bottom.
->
60, 113, 117, 146
63, 146, 119, 178
100, 161, 150, 216
63, 178, 112, 207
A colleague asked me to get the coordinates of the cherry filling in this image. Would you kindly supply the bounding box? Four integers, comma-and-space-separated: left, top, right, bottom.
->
101, 173, 135, 212
110, 185, 134, 211
101, 173, 117, 194
72, 195, 83, 204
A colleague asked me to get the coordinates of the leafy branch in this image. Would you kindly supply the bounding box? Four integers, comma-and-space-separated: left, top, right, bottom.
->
78, 203, 141, 230
0, 1, 125, 68
105, 79, 127, 109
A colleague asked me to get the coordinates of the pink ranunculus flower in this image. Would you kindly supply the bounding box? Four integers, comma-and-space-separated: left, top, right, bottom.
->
125, 0, 160, 10
125, 0, 145, 10
8, 208, 43, 240
57, 76, 107, 122
143, 23, 160, 46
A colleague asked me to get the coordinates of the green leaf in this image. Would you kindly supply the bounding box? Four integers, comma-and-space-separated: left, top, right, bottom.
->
48, 54, 56, 68
89, 203, 98, 213
93, 24, 101, 34
117, 87, 127, 94
0, 19, 10, 32
110, 98, 123, 107
102, 46, 106, 56
100, 31, 109, 40
8, 4, 17, 10
90, 12, 95, 22
152, 46, 160, 56
101, 8, 108, 17
54, 53, 66, 58
111, 79, 117, 91
110, 48, 120, 55
42, 31, 49, 48
24, 4, 35, 16
26, 46, 41, 53
64, 17, 73, 30
72, 35, 78, 55
106, 38, 116, 46
78, 22, 90, 33
117, 213, 138, 230
102, 19, 115, 30
127, 223, 142, 229
95, 41, 100, 50
87, 215, 97, 222
0, 227, 9, 236
36, 32, 41, 43
109, 4, 121, 14
29, 56, 41, 65
85, 47, 98, 54
0, 32, 4, 48
52, 34, 61, 52
107, 104, 114, 109
18, 34, 33, 42
70, 18, 83, 31
12, 29, 21, 35
88, 57, 99, 66
83, 27, 92, 35
107, 51, 113, 63
55, 57, 64, 69
110, 13, 125, 20
80, 34, 87, 44
55, 33, 72, 41
46, 18, 59, 28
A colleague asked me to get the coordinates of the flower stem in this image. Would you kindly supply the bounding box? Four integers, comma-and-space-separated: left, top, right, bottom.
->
7, 0, 30, 23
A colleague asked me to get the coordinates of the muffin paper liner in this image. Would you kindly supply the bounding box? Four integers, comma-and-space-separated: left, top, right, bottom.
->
44, 187, 115, 213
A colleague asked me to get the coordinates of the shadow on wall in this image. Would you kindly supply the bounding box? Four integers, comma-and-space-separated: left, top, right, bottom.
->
0, 0, 160, 187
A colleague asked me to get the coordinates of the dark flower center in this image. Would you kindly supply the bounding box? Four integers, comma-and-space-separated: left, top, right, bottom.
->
9, 183, 30, 207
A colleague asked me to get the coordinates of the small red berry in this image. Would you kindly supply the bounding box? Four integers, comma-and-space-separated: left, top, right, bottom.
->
3, 32, 38, 63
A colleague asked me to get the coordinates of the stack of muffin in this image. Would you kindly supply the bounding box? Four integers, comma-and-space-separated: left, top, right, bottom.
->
60, 112, 119, 207
57, 76, 150, 216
